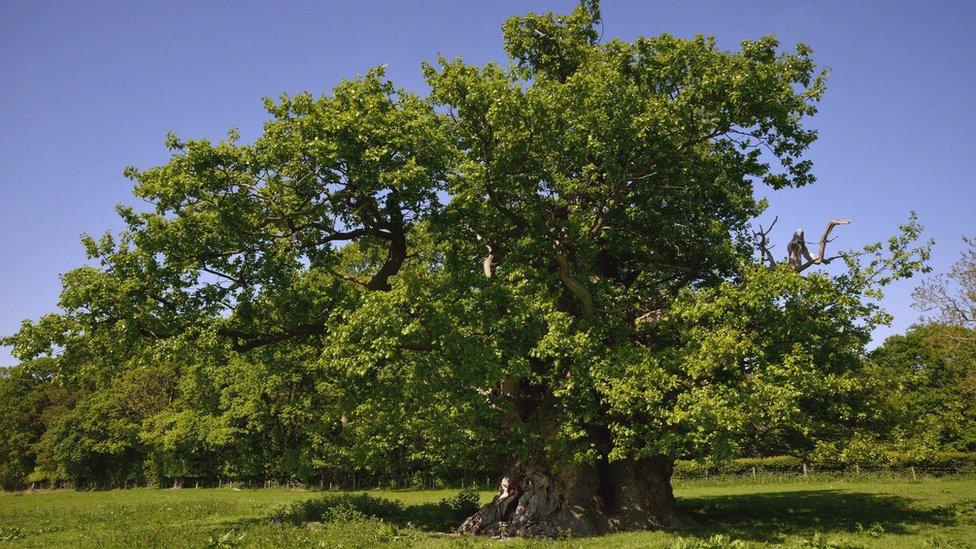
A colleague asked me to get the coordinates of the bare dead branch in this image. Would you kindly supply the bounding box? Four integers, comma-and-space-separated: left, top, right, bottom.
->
755, 217, 851, 272
788, 219, 851, 272
755, 216, 778, 269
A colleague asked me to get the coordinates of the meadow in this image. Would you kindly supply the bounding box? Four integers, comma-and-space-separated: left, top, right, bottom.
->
1, 476, 974, 548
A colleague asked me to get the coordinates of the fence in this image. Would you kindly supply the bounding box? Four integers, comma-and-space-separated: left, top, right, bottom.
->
15, 453, 976, 492
672, 453, 976, 482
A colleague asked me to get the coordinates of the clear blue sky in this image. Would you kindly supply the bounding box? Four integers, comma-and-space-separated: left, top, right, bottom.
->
1, 1, 974, 365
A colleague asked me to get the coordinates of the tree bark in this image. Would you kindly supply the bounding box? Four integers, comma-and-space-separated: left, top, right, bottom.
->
458, 455, 693, 538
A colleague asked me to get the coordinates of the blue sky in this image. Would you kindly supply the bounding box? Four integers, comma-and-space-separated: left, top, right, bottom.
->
1, 1, 974, 365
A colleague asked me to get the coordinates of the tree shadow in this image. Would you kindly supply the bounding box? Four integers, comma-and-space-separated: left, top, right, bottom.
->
679, 489, 958, 543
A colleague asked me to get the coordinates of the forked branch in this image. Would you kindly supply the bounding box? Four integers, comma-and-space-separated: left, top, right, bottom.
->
755, 216, 778, 269
555, 253, 594, 318
759, 218, 851, 272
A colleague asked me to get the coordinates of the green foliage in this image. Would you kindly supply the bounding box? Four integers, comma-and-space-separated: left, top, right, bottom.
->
274, 489, 481, 532
858, 323, 976, 460
501, 1, 601, 81
23, 363, 176, 487
275, 492, 406, 524
667, 534, 749, 548
141, 410, 229, 484
0, 0, 943, 499
0, 359, 75, 489
675, 456, 803, 476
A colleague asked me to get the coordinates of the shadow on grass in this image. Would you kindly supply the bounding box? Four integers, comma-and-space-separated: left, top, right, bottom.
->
680, 489, 957, 543
219, 488, 962, 544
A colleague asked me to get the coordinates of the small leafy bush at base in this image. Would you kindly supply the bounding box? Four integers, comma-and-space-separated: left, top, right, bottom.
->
272, 489, 481, 532
667, 534, 748, 548
274, 493, 405, 524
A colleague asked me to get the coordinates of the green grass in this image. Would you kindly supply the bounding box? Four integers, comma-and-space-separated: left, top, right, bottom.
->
1, 477, 975, 547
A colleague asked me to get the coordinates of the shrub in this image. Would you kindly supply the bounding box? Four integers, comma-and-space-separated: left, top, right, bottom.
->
273, 493, 404, 524
674, 455, 803, 476
271, 489, 482, 532
400, 489, 481, 531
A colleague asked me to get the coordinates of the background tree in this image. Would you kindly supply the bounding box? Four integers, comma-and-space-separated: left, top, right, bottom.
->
865, 324, 976, 458
914, 236, 976, 330
0, 358, 76, 490
850, 240, 976, 462
31, 363, 175, 487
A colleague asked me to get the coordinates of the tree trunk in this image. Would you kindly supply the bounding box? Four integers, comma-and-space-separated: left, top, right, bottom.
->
458, 455, 693, 538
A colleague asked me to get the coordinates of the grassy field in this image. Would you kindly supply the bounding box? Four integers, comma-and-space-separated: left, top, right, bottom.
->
1, 477, 974, 548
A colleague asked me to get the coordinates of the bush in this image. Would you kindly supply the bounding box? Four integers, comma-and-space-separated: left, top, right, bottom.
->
272, 489, 482, 532
274, 493, 404, 524
674, 456, 802, 476
401, 488, 481, 531
890, 451, 976, 471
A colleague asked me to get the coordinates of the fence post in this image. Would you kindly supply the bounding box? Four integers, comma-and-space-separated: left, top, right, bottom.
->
752, 466, 757, 479
911, 466, 917, 481
854, 464, 859, 476
803, 463, 808, 478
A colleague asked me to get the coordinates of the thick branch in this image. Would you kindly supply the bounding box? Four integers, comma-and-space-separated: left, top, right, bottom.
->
475, 233, 497, 278
483, 244, 496, 278
364, 191, 408, 292
401, 340, 441, 352
365, 230, 407, 291
221, 321, 328, 352
555, 253, 594, 318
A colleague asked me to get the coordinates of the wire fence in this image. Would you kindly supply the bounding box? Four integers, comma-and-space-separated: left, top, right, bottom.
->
14, 455, 976, 492
672, 459, 976, 484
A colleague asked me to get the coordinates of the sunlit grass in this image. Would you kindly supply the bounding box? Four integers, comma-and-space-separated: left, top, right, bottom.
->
1, 477, 974, 547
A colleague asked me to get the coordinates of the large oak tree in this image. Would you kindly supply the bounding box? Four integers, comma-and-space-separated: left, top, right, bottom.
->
5, 1, 929, 536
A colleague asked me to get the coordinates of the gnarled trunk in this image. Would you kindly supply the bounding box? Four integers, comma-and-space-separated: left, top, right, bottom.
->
458, 455, 693, 538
